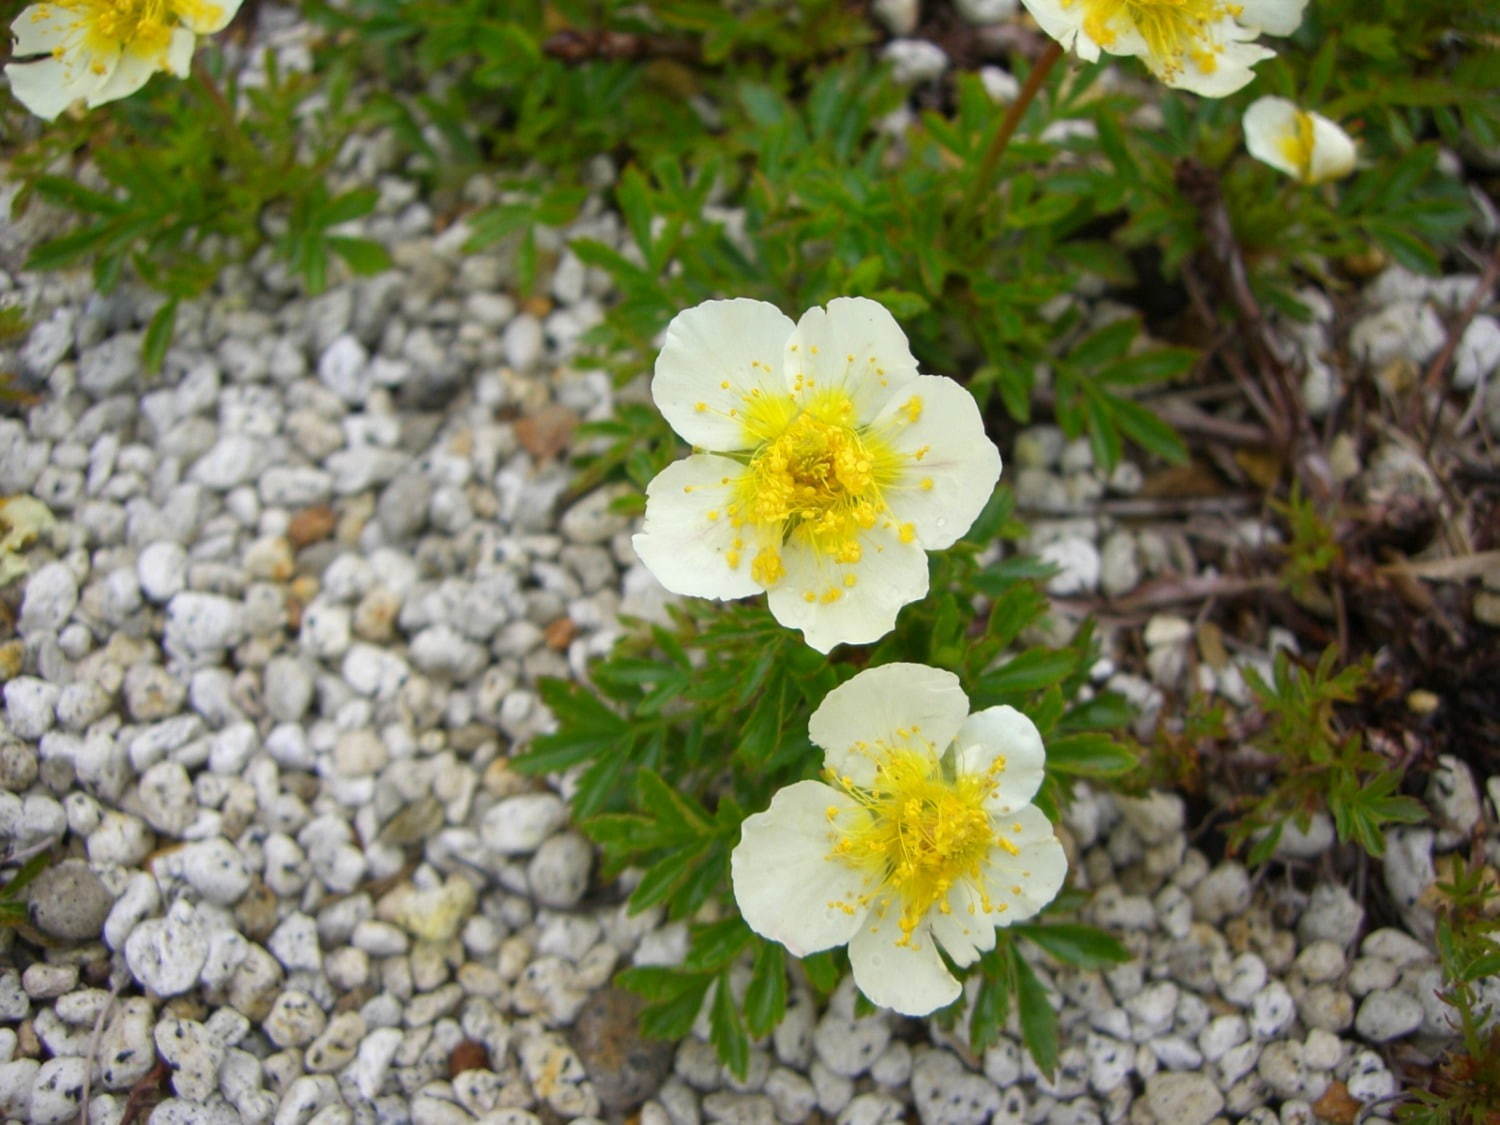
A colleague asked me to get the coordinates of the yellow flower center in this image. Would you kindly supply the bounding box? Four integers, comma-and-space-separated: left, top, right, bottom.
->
46, 0, 221, 62
726, 388, 904, 589
1071, 0, 1242, 77
826, 740, 1012, 945
1276, 109, 1317, 183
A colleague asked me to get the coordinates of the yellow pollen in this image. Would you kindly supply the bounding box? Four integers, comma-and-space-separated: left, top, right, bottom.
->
820, 588, 841, 604
826, 743, 1008, 944
706, 509, 719, 521
920, 478, 933, 491
803, 591, 817, 603
843, 573, 857, 588
695, 401, 708, 413
55, 0, 212, 63
1277, 109, 1318, 182
750, 546, 784, 587
898, 522, 916, 544
728, 389, 901, 571
725, 551, 741, 569
914, 445, 930, 461
1069, 0, 1236, 79
997, 836, 1020, 856
901, 396, 923, 423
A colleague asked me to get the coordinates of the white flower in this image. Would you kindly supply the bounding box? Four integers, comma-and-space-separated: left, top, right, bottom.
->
5, 0, 243, 120
731, 663, 1068, 1016
1020, 0, 1307, 97
631, 297, 1001, 653
1243, 96, 1356, 185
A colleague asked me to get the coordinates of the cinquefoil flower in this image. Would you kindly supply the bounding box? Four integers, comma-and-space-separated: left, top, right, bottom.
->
5, 0, 243, 121
1020, 0, 1307, 97
631, 298, 1000, 653
731, 663, 1067, 1016
1243, 96, 1356, 185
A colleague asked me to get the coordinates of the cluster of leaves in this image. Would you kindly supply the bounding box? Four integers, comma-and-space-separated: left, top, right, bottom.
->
1227, 647, 1425, 865
1399, 854, 1500, 1125
5, 51, 389, 369
520, 490, 1135, 1074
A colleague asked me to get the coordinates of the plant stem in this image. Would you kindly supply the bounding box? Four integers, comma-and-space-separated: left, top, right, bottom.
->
191, 57, 257, 167
964, 39, 1065, 218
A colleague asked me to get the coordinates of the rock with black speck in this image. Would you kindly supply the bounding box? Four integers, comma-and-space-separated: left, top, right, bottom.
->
570, 987, 675, 1114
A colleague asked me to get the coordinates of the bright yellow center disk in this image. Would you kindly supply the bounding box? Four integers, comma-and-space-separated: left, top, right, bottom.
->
826, 742, 1008, 945
728, 389, 903, 588
1074, 0, 1237, 76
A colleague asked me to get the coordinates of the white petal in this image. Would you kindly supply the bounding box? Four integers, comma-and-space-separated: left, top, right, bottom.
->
631, 454, 762, 601
1235, 0, 1308, 36
980, 804, 1069, 925
1018, 0, 1091, 57
1306, 112, 1356, 184
174, 0, 244, 34
768, 524, 929, 653
848, 901, 961, 1016
732, 781, 871, 957
1162, 36, 1273, 97
11, 3, 80, 58
161, 26, 195, 77
89, 45, 162, 106
651, 299, 796, 452
808, 663, 969, 788
953, 705, 1047, 811
870, 375, 1001, 550
928, 881, 998, 968
5, 51, 110, 120
784, 298, 919, 424
1243, 96, 1302, 179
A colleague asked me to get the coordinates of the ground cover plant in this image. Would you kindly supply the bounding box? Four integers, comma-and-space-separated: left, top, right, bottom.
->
2, 0, 1498, 1117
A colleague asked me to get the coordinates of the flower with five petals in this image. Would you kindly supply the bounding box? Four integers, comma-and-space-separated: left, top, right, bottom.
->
731, 663, 1068, 1016
631, 297, 1001, 653
5, 0, 243, 120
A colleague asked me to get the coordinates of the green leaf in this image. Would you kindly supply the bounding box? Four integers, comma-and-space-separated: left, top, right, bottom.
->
616, 965, 699, 1002
744, 941, 787, 1038
978, 650, 1076, 696
321, 187, 379, 226
710, 974, 751, 1079
1045, 734, 1137, 779
684, 918, 751, 972
969, 968, 1011, 1053
142, 298, 178, 374
636, 769, 710, 837
1013, 951, 1059, 1080
328, 236, 392, 277
1069, 318, 1137, 369
1014, 923, 1131, 969
801, 950, 841, 993
628, 846, 700, 912
640, 976, 714, 1040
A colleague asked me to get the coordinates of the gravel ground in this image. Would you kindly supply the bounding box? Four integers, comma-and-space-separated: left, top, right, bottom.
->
3, 4, 1500, 1124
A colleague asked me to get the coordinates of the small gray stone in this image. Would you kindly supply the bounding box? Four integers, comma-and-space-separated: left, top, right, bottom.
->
30, 1056, 90, 1125
1144, 1072, 1223, 1125
881, 39, 949, 85
1297, 883, 1364, 948
910, 1049, 999, 1125
78, 334, 140, 395
1427, 754, 1481, 835
1040, 536, 1100, 596
528, 831, 593, 908
318, 334, 371, 403
26, 858, 114, 941
155, 1016, 225, 1102
1192, 862, 1251, 924
125, 900, 208, 996
481, 792, 568, 855
263, 655, 315, 722
19, 561, 79, 634
138, 541, 188, 602
1354, 989, 1423, 1042
572, 987, 675, 1113
377, 472, 433, 541
263, 988, 327, 1048
4, 677, 59, 739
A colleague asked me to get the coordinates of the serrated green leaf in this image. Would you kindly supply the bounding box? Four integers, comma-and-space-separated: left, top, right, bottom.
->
1013, 950, 1059, 1080
684, 918, 751, 972
1046, 733, 1137, 778
979, 650, 1076, 696
745, 941, 787, 1038
142, 298, 178, 374
710, 974, 751, 1079
328, 236, 392, 277
1014, 923, 1131, 969
640, 976, 714, 1040
321, 188, 379, 226
801, 950, 841, 993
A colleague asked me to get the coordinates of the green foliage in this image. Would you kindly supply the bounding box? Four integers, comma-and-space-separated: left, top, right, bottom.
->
1398, 854, 1500, 1125
1230, 647, 1425, 865
7, 50, 383, 368
1272, 483, 1342, 601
